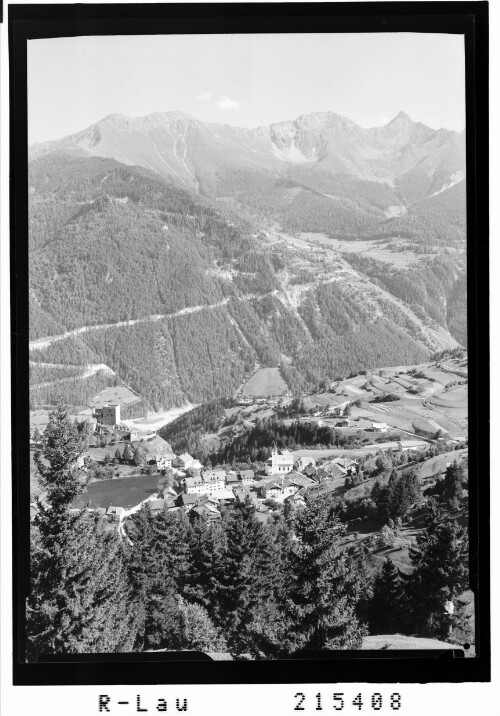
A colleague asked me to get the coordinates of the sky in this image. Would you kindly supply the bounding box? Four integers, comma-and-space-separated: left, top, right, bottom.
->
28, 33, 465, 144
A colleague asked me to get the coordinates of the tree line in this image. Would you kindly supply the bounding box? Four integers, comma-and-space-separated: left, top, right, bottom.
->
27, 403, 471, 659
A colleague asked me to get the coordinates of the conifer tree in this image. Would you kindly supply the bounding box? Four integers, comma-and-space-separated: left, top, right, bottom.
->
366, 558, 408, 635
389, 470, 421, 519
28, 402, 142, 658
122, 443, 134, 463
127, 506, 191, 650
408, 516, 469, 637
174, 597, 227, 653
443, 460, 467, 508
184, 517, 226, 611
34, 401, 88, 516
213, 497, 283, 655
280, 495, 367, 653
27, 509, 142, 658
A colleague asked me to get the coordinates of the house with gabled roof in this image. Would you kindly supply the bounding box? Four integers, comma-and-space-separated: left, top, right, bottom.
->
286, 471, 315, 489
239, 469, 255, 485
185, 470, 225, 495
176, 493, 199, 510
185, 475, 205, 494
303, 463, 317, 478
258, 477, 299, 501
190, 502, 221, 521
226, 472, 240, 486
174, 453, 195, 470
148, 499, 167, 514
321, 461, 348, 480
332, 457, 359, 473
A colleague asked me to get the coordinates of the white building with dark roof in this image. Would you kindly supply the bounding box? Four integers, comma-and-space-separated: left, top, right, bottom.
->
258, 477, 299, 501
185, 471, 225, 495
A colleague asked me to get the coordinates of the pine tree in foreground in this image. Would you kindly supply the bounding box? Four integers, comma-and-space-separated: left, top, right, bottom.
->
34, 401, 88, 517
126, 505, 184, 650
27, 401, 142, 658
211, 497, 284, 656
184, 516, 227, 612
408, 513, 469, 638
174, 597, 227, 653
366, 558, 408, 635
280, 495, 367, 654
27, 510, 142, 658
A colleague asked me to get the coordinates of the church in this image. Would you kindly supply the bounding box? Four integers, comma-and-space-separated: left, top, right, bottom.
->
265, 448, 294, 476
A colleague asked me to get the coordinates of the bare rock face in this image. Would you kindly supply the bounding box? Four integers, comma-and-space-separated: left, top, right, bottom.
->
29, 109, 465, 198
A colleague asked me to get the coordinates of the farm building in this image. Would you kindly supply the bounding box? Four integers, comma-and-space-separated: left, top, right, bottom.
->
335, 417, 351, 427
372, 422, 389, 433
399, 439, 430, 451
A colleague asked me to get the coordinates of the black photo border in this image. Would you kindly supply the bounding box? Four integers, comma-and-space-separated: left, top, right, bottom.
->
10, 1, 490, 686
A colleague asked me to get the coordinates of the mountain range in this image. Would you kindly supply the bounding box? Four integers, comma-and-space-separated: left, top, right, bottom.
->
30, 110, 465, 200
28, 110, 467, 414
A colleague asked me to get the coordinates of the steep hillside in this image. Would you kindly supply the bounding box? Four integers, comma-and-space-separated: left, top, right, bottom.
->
30, 110, 466, 246
29, 149, 464, 412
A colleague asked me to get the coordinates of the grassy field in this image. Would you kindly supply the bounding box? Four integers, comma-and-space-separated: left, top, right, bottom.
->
414, 449, 467, 479
242, 367, 289, 397
299, 233, 436, 268
89, 385, 141, 408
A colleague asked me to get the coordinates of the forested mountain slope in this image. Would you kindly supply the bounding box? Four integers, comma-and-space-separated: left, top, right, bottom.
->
29, 150, 465, 412
31, 110, 466, 248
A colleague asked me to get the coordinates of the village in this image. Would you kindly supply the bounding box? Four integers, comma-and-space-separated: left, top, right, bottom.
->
53, 398, 370, 528
28, 350, 469, 565
28, 353, 467, 549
